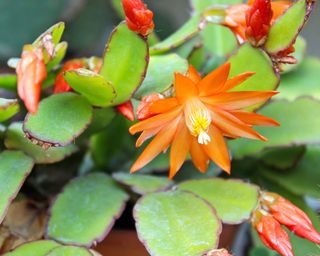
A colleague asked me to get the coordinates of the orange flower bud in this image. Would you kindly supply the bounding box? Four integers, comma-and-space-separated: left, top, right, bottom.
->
54, 60, 86, 94
122, 0, 154, 36
136, 93, 163, 121
116, 100, 135, 121
16, 47, 47, 114
266, 193, 320, 244
245, 0, 273, 46
255, 214, 294, 256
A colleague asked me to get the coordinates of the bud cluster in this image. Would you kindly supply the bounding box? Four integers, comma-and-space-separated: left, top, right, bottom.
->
252, 192, 320, 256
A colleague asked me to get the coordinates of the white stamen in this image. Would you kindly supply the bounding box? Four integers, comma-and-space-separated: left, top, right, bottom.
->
198, 131, 211, 145
184, 98, 212, 144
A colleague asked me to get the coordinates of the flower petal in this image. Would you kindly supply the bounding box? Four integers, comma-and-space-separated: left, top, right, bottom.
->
174, 72, 198, 104
136, 126, 163, 147
129, 106, 182, 135
222, 72, 255, 92
149, 97, 179, 114
130, 118, 180, 173
202, 125, 231, 174
231, 110, 280, 126
202, 91, 278, 110
211, 108, 267, 141
187, 65, 201, 83
169, 120, 191, 179
271, 2, 291, 19
198, 62, 230, 96
190, 137, 209, 173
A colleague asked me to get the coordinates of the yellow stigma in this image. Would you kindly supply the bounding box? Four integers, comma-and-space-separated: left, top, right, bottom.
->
184, 98, 212, 145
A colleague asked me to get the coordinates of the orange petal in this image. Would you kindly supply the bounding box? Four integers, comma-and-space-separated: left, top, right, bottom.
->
187, 65, 201, 84
221, 72, 255, 92
169, 120, 191, 179
271, 2, 291, 19
23, 61, 41, 114
129, 106, 182, 135
231, 110, 280, 127
211, 108, 267, 141
174, 73, 198, 104
202, 126, 230, 174
130, 118, 180, 173
136, 126, 163, 147
149, 98, 179, 114
202, 91, 278, 110
190, 137, 209, 173
198, 62, 230, 96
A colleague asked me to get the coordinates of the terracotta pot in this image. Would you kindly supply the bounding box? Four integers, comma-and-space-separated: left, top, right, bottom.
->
94, 225, 239, 255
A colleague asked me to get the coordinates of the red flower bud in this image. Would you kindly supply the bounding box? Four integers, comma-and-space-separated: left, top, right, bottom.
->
122, 0, 154, 36
16, 47, 47, 114
116, 100, 135, 121
266, 193, 320, 244
54, 60, 86, 94
136, 93, 163, 121
255, 214, 294, 256
245, 0, 273, 46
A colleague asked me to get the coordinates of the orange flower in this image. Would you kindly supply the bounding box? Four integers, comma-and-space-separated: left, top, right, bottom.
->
122, 0, 155, 36
224, 0, 291, 44
129, 63, 279, 178
16, 46, 47, 114
54, 59, 86, 94
136, 93, 163, 120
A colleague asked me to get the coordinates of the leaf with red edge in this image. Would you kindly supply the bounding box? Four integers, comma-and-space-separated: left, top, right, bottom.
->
0, 151, 34, 224
46, 173, 128, 247
134, 190, 222, 256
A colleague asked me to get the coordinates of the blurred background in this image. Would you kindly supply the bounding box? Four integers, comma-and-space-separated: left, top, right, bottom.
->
0, 0, 318, 68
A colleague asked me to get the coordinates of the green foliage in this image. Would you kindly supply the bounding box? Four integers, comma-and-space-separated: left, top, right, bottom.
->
178, 179, 259, 224
229, 43, 279, 92
24, 93, 93, 147
5, 122, 78, 164
265, 0, 307, 54
135, 54, 188, 98
0, 74, 17, 91
201, 24, 238, 57
261, 145, 320, 198
4, 240, 60, 256
45, 246, 93, 256
134, 191, 221, 256
99, 23, 149, 105
64, 69, 116, 107
0, 1, 317, 255
278, 58, 320, 101
230, 98, 320, 158
113, 172, 173, 195
33, 22, 65, 47
47, 173, 128, 246
0, 98, 19, 122
258, 146, 305, 170
150, 15, 205, 55
0, 151, 34, 223
190, 0, 242, 12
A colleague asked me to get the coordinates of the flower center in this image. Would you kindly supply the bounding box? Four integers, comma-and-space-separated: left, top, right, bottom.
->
184, 98, 212, 145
